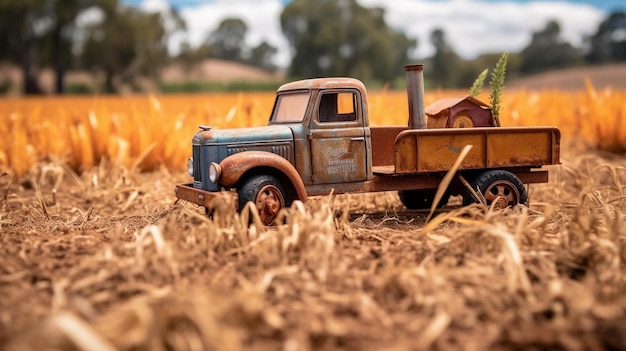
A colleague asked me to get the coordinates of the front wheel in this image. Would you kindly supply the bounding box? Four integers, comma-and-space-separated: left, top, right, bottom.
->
238, 175, 287, 225
462, 170, 528, 208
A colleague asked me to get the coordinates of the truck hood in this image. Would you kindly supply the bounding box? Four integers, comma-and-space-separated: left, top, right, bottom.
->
193, 125, 293, 146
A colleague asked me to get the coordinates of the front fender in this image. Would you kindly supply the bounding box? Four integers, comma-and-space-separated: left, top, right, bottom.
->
218, 151, 308, 202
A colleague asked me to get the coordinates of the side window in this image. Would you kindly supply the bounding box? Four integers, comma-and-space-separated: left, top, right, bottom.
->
318, 92, 357, 123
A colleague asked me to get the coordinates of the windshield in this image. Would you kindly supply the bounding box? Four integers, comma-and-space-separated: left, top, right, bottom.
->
270, 91, 310, 123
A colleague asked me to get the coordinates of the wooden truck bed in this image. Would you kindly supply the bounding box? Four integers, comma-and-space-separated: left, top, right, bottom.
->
370, 126, 560, 175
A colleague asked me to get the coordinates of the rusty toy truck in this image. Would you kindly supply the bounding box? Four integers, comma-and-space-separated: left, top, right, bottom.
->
175, 64, 560, 225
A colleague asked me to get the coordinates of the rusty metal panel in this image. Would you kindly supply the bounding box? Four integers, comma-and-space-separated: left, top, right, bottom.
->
304, 172, 447, 196
175, 183, 236, 208
426, 97, 467, 115
278, 77, 367, 94
415, 134, 485, 173
194, 125, 293, 146
487, 132, 551, 167
370, 126, 407, 167
394, 133, 418, 172
393, 127, 560, 174
310, 128, 367, 184
515, 170, 549, 184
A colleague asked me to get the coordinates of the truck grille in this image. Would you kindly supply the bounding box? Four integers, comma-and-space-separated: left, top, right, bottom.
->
228, 147, 247, 155
192, 145, 201, 182
271, 145, 291, 161
226, 143, 294, 163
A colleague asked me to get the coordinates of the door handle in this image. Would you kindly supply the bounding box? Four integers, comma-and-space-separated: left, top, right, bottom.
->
350, 137, 365, 141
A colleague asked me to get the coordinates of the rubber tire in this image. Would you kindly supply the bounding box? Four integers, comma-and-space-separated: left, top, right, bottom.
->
238, 175, 287, 225
462, 170, 528, 207
399, 189, 450, 210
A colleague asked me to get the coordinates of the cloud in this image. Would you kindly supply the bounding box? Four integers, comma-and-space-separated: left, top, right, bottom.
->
183, 0, 291, 65
139, 0, 172, 12
361, 0, 606, 59
139, 0, 607, 67
140, 0, 291, 66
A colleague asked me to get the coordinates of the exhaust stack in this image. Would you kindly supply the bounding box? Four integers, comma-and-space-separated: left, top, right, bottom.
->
404, 64, 426, 129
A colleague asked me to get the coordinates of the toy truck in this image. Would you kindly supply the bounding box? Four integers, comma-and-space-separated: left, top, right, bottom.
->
175, 64, 560, 225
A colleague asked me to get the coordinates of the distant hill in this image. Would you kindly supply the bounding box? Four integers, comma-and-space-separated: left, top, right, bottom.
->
161, 59, 284, 83
0, 59, 285, 95
2, 60, 626, 94
508, 63, 626, 91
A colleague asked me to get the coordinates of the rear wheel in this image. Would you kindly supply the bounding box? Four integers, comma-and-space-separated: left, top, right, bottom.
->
238, 175, 287, 225
399, 189, 450, 210
462, 170, 527, 208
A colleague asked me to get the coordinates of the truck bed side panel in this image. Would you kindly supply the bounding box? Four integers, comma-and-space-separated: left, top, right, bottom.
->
394, 127, 560, 174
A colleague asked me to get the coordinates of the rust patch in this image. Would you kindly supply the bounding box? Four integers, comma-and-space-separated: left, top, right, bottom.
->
175, 183, 236, 208
218, 151, 308, 202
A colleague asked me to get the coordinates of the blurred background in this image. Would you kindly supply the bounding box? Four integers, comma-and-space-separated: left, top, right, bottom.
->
0, 0, 625, 95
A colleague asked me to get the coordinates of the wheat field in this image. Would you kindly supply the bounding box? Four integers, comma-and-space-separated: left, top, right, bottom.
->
1, 81, 624, 178
1, 84, 626, 350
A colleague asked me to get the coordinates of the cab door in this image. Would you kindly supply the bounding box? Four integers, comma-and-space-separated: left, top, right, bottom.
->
309, 90, 368, 184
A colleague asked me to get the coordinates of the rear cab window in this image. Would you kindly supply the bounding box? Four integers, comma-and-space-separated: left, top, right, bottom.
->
318, 91, 358, 123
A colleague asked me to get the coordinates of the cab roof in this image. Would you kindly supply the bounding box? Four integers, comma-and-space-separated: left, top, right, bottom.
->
277, 77, 367, 93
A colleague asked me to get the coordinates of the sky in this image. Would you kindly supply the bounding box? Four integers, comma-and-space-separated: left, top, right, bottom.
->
122, 0, 626, 68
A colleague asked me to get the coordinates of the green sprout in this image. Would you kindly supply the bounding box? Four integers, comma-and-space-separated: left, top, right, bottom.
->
469, 69, 488, 97
489, 51, 509, 127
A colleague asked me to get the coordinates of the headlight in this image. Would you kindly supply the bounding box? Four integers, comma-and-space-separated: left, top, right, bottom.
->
187, 157, 194, 177
208, 162, 221, 183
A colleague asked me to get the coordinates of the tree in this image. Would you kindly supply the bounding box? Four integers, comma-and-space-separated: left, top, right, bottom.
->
427, 28, 461, 88
586, 11, 626, 64
81, 2, 173, 92
179, 17, 278, 73
280, 0, 416, 83
206, 18, 248, 62
248, 41, 278, 72
176, 40, 210, 75
47, 0, 111, 94
520, 20, 581, 74
0, 0, 115, 94
0, 0, 123, 94
0, 0, 48, 94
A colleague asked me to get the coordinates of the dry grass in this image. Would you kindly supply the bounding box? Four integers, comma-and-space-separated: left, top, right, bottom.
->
1, 84, 626, 350
1, 141, 625, 350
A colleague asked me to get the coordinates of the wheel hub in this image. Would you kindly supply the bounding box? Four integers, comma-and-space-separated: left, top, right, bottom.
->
256, 185, 284, 225
484, 181, 519, 209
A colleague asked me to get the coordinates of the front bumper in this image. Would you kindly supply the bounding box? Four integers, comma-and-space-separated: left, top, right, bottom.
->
175, 183, 236, 208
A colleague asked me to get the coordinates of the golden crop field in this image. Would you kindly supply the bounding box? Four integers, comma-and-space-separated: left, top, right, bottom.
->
1, 81, 625, 178
1, 84, 626, 350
